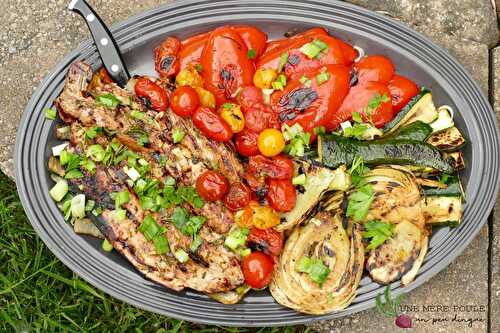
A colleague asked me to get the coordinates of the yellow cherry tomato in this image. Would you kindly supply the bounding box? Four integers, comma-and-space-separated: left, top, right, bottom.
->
257, 128, 285, 157
220, 103, 245, 133
175, 66, 203, 88
194, 87, 216, 108
253, 68, 278, 89
249, 202, 281, 229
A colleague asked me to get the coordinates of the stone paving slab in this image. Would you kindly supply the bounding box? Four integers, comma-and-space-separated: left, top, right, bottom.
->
491, 46, 500, 333
0, 1, 497, 332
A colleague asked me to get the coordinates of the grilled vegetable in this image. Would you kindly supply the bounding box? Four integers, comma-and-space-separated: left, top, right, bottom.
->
318, 135, 454, 173
422, 196, 462, 227
270, 211, 364, 314
382, 88, 434, 134
427, 126, 466, 151
366, 220, 427, 285
444, 151, 465, 170
277, 163, 351, 231
74, 218, 104, 238
429, 106, 454, 133
385, 121, 432, 142
422, 175, 464, 197
208, 285, 251, 304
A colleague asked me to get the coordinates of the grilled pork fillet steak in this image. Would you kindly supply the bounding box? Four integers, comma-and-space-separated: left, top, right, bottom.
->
55, 62, 244, 293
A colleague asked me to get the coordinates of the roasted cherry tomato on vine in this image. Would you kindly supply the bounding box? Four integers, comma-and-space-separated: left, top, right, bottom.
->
247, 155, 294, 180
170, 86, 200, 117
200, 27, 255, 105
154, 36, 181, 77
331, 81, 394, 128
257, 129, 285, 157
271, 64, 350, 134
244, 103, 280, 133
354, 55, 395, 84
195, 170, 229, 201
242, 251, 274, 289
249, 203, 281, 229
223, 183, 251, 211
388, 75, 419, 113
247, 228, 284, 259
266, 179, 296, 212
235, 129, 260, 157
134, 78, 169, 112
192, 107, 233, 142
237, 86, 263, 113
244, 172, 266, 193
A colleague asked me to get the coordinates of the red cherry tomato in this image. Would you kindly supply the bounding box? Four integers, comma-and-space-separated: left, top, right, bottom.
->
388, 75, 419, 113
233, 26, 268, 58
134, 78, 169, 112
247, 155, 294, 180
266, 179, 296, 212
247, 228, 284, 260
271, 64, 350, 134
244, 103, 280, 133
244, 172, 266, 193
200, 27, 255, 106
235, 129, 260, 157
242, 251, 274, 289
154, 36, 181, 77
223, 183, 251, 211
354, 55, 395, 84
237, 86, 263, 114
192, 107, 233, 142
330, 81, 394, 129
195, 170, 229, 201
170, 86, 200, 117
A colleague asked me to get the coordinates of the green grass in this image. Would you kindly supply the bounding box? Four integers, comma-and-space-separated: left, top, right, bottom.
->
0, 172, 315, 333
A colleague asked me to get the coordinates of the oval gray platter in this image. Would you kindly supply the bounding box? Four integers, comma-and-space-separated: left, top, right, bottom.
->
15, 0, 500, 327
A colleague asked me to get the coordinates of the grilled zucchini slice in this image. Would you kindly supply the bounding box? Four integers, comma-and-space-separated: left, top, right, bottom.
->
444, 151, 465, 170
429, 106, 454, 133
385, 121, 433, 142
422, 196, 462, 227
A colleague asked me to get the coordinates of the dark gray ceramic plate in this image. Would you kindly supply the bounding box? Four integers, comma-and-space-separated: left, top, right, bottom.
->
15, 0, 500, 327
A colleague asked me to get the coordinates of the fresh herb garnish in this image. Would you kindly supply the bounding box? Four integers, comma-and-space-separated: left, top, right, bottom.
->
86, 144, 106, 162
171, 207, 206, 237
439, 173, 450, 185
247, 49, 257, 59
272, 74, 287, 91
313, 126, 326, 135
362, 220, 395, 251
347, 182, 374, 222
299, 75, 312, 88
342, 123, 369, 140
315, 71, 331, 85
85, 127, 103, 139
363, 93, 390, 123
194, 64, 203, 73
172, 128, 185, 144
282, 123, 311, 157
138, 214, 161, 240
96, 93, 120, 109
299, 39, 329, 59
45, 108, 57, 120
153, 234, 169, 254
277, 52, 289, 72
64, 169, 84, 179
376, 286, 406, 317
60, 150, 81, 171
130, 110, 145, 120
102, 239, 113, 252
114, 189, 130, 209
224, 227, 249, 251
296, 256, 331, 287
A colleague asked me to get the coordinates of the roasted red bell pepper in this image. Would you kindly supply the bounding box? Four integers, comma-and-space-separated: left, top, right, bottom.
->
154, 36, 181, 78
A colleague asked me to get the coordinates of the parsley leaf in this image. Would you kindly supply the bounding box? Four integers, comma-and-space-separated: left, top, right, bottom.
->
171, 207, 206, 237
247, 49, 257, 59
296, 257, 331, 287
96, 93, 121, 109
347, 183, 375, 222
362, 220, 395, 251
343, 123, 369, 140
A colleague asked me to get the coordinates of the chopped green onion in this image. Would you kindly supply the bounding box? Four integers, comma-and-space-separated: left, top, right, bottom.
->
352, 111, 363, 123
300, 42, 322, 59
272, 74, 287, 91
123, 166, 140, 182
222, 103, 233, 110
102, 239, 113, 252
49, 179, 69, 202
190, 234, 203, 253
194, 64, 203, 73
96, 93, 120, 109
299, 75, 312, 88
85, 200, 95, 212
138, 214, 161, 240
172, 128, 185, 144
130, 110, 145, 120
277, 52, 289, 72
70, 194, 86, 219
312, 39, 328, 51
164, 176, 176, 186
86, 144, 105, 162
114, 209, 127, 221
247, 49, 257, 59
45, 108, 57, 120
238, 248, 251, 257
80, 159, 96, 174
224, 227, 249, 250
292, 174, 307, 186
114, 189, 130, 208
315, 71, 331, 85
85, 127, 102, 139
313, 126, 326, 135
174, 249, 189, 263
153, 234, 169, 254
138, 158, 149, 166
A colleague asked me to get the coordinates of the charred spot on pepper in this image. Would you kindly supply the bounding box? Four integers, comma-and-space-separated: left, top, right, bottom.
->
160, 56, 176, 72
278, 87, 318, 112
349, 69, 358, 87
288, 54, 300, 65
